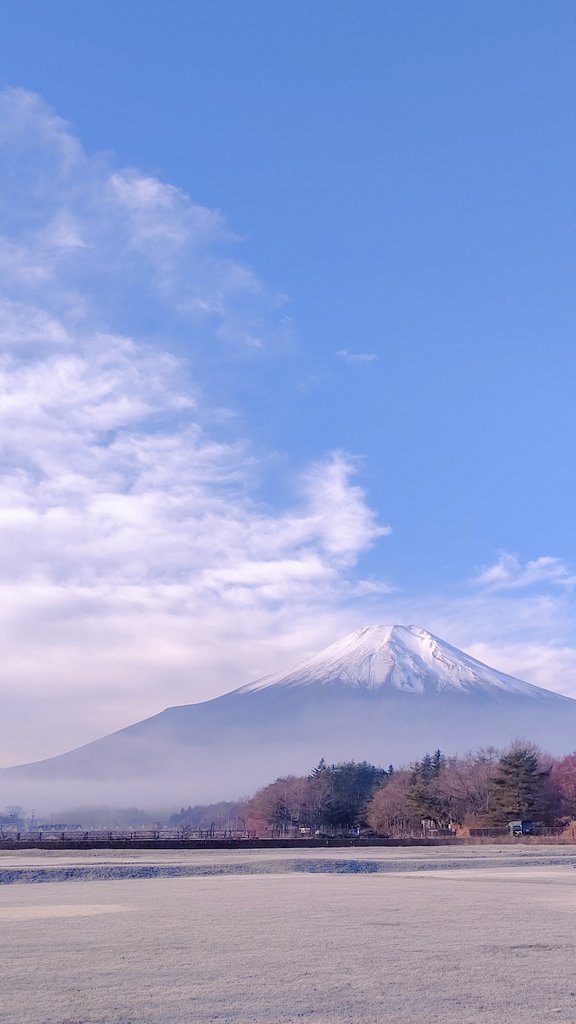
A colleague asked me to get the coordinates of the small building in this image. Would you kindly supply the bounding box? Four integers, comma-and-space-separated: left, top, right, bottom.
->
508, 819, 535, 837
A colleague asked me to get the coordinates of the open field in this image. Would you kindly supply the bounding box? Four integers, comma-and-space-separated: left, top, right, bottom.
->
2, 846, 576, 1024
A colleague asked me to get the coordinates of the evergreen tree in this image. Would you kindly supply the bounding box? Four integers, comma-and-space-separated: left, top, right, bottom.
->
321, 761, 389, 830
417, 753, 434, 781
412, 751, 445, 785
408, 750, 451, 826
308, 758, 327, 779
489, 745, 550, 824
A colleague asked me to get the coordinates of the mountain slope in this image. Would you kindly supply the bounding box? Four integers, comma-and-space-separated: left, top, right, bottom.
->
3, 625, 575, 808
235, 625, 558, 700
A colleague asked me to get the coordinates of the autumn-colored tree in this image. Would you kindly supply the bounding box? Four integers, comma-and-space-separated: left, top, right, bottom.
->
431, 749, 499, 826
246, 775, 312, 833
550, 753, 576, 819
366, 771, 420, 836
247, 771, 336, 832
369, 749, 502, 834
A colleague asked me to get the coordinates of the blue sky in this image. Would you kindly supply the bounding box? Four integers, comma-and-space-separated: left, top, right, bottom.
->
1, 2, 576, 762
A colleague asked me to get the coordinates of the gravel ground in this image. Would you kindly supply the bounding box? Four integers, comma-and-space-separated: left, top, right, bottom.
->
2, 846, 576, 1024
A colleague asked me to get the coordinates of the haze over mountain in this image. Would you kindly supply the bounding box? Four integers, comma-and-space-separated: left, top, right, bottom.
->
3, 625, 575, 810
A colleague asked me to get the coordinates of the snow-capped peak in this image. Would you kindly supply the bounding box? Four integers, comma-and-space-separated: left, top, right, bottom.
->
235, 624, 560, 701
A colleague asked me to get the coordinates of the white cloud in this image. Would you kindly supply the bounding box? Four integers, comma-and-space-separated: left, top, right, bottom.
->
0, 89, 389, 765
475, 552, 576, 591
337, 348, 378, 364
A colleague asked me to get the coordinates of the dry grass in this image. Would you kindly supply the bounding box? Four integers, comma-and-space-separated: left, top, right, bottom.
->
1, 846, 576, 1024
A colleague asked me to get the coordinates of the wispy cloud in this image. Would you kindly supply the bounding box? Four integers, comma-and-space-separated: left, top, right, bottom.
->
337, 348, 378, 364
475, 552, 576, 591
0, 89, 389, 764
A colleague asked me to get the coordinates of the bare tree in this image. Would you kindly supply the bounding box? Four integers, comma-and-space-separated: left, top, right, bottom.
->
366, 772, 420, 836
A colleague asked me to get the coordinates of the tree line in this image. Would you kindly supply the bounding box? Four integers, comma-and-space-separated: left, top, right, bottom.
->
170, 743, 576, 836
366, 744, 567, 835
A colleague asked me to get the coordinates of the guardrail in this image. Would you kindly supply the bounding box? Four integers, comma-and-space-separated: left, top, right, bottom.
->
468, 826, 576, 838
0, 828, 258, 843
2, 827, 575, 847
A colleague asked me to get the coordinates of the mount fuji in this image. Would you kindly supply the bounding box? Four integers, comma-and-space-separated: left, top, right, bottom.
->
3, 625, 576, 808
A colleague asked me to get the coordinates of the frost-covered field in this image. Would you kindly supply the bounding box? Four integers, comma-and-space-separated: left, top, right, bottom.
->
2, 846, 576, 1024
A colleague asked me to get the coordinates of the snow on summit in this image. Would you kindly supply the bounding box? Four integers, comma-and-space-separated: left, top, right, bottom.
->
236, 624, 559, 701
